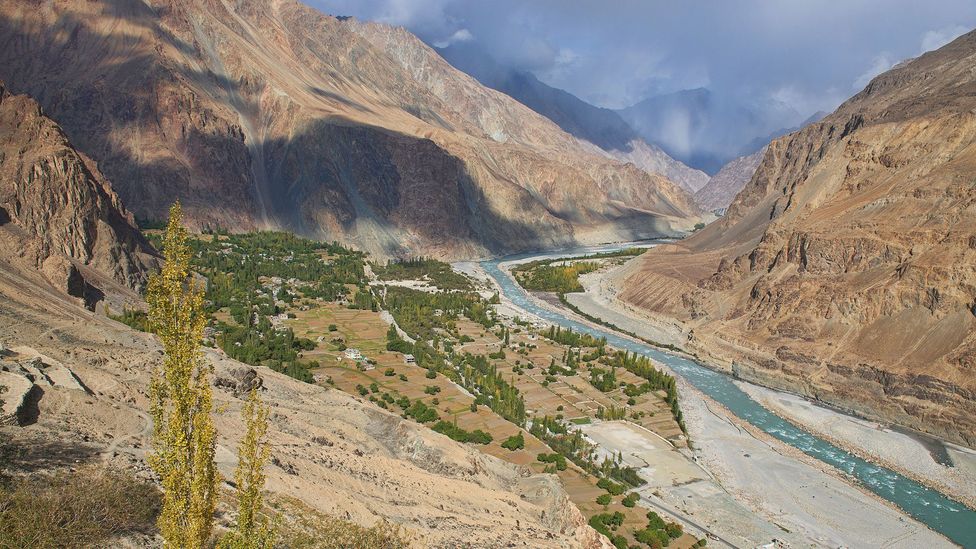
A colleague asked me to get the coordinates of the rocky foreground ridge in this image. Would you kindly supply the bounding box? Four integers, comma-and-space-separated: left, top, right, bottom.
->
0, 260, 606, 547
615, 30, 976, 446
0, 0, 700, 260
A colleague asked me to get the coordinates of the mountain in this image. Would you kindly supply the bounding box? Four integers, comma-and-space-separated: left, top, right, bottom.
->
0, 81, 156, 308
437, 43, 709, 193
693, 147, 766, 213
618, 88, 806, 174
614, 30, 976, 446
0, 0, 700, 260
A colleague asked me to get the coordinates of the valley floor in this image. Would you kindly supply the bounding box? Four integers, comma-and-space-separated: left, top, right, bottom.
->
469, 256, 967, 548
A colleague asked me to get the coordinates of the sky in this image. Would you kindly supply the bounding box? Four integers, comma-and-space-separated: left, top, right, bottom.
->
306, 0, 976, 118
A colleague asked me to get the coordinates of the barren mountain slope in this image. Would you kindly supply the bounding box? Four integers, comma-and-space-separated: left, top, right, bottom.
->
615, 30, 976, 446
0, 81, 156, 306
435, 43, 709, 193
0, 0, 699, 259
693, 147, 765, 212
0, 252, 608, 548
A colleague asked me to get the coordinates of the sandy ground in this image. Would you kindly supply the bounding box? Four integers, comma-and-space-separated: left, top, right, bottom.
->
681, 383, 955, 549
570, 267, 687, 348
467, 257, 961, 549
739, 381, 976, 509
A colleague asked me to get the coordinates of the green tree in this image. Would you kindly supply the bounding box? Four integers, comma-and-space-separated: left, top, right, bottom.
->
146, 202, 218, 548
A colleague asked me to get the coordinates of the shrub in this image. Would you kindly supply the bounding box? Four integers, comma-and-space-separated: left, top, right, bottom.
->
597, 478, 625, 496
328, 324, 338, 332
384, 368, 395, 377
0, 467, 160, 548
398, 374, 408, 381
501, 432, 525, 451
622, 492, 639, 508
596, 494, 611, 506
537, 453, 567, 471
431, 421, 492, 444
425, 369, 437, 379
665, 522, 683, 539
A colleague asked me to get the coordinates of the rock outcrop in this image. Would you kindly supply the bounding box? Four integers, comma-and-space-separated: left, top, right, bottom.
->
0, 81, 156, 304
0, 0, 701, 260
693, 147, 766, 213
616, 30, 976, 446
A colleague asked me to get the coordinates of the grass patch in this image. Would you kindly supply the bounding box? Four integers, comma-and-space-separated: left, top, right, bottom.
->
0, 466, 160, 548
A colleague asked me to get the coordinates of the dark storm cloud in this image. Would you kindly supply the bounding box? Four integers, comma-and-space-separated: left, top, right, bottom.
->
309, 0, 975, 116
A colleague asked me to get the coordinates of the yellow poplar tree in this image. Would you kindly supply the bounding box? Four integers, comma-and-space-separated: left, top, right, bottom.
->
219, 388, 276, 549
147, 202, 218, 548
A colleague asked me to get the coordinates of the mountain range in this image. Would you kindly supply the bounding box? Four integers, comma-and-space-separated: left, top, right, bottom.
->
0, 0, 701, 261
437, 43, 711, 193
614, 29, 976, 447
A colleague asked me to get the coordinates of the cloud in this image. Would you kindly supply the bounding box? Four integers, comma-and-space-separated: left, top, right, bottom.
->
853, 54, 895, 90
433, 28, 473, 48
920, 25, 969, 53
307, 0, 976, 118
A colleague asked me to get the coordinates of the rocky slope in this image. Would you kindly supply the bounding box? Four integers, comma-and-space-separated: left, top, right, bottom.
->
437, 43, 709, 193
693, 147, 766, 213
0, 258, 608, 548
0, 81, 156, 307
615, 30, 976, 447
0, 0, 700, 260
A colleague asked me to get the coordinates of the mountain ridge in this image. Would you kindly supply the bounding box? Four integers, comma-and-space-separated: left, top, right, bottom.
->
0, 0, 700, 260
615, 28, 976, 446
0, 80, 157, 308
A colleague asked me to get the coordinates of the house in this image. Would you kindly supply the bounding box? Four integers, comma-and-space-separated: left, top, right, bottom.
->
403, 354, 416, 364
344, 348, 363, 360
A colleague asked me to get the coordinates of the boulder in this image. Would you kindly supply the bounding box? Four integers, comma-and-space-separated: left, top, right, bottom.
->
214, 367, 263, 397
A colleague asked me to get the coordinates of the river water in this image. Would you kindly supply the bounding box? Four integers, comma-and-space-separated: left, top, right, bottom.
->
480, 246, 976, 548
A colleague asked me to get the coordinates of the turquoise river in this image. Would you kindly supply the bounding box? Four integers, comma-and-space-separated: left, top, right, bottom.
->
481, 245, 976, 548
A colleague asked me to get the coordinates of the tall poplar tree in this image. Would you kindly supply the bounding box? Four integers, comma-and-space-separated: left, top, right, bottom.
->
147, 202, 218, 548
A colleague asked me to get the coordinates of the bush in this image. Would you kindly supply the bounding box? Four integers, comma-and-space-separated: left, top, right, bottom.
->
425, 369, 437, 379
665, 522, 683, 539
328, 324, 338, 332
501, 432, 525, 451
622, 492, 639, 508
0, 467, 160, 548
597, 478, 625, 496
537, 453, 567, 471
431, 421, 492, 444
384, 368, 395, 377
398, 374, 408, 381
596, 494, 611, 506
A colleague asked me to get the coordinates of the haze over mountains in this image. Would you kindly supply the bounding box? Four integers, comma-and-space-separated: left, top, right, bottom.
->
617, 88, 820, 174
0, 0, 701, 261
438, 43, 711, 193
615, 29, 976, 447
